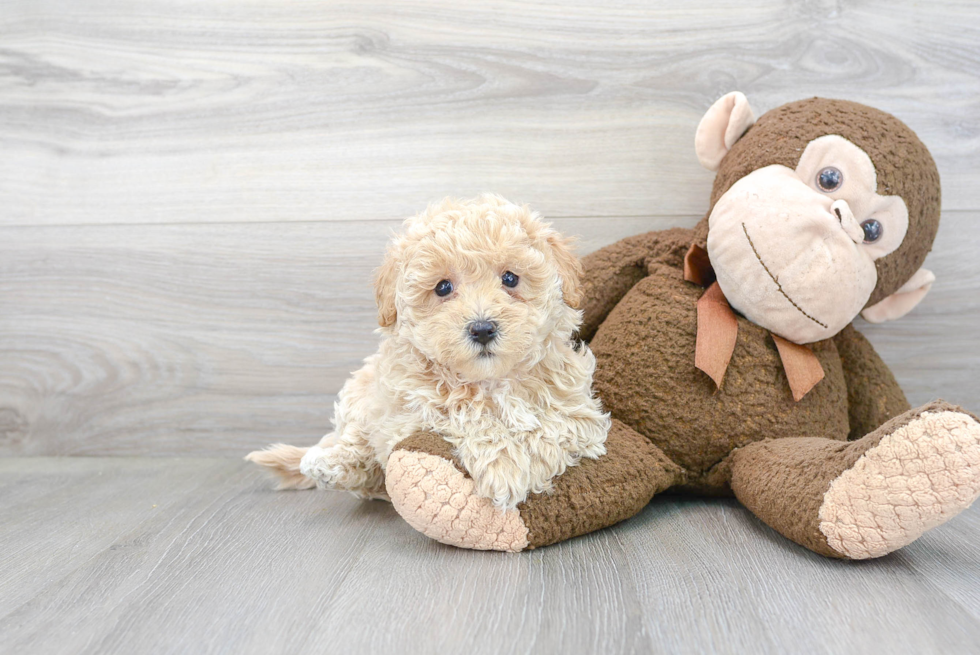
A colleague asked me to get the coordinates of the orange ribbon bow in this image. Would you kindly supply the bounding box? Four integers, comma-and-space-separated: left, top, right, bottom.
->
684, 244, 824, 402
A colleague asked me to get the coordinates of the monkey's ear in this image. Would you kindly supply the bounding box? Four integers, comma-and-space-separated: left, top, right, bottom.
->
695, 91, 756, 171
374, 241, 402, 328
861, 267, 935, 323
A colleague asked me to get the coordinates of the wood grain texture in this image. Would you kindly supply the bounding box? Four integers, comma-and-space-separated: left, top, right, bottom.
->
2, 0, 979, 456
1, 1, 979, 227
1, 212, 977, 456
1, 457, 978, 655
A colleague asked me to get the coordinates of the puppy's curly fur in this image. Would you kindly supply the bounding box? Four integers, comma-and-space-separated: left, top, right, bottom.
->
247, 195, 610, 509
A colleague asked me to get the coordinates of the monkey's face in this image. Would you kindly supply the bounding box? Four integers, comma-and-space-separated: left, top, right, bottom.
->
707, 135, 910, 343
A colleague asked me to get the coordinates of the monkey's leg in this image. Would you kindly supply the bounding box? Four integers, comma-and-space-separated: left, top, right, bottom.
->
731, 400, 980, 559
384, 419, 683, 552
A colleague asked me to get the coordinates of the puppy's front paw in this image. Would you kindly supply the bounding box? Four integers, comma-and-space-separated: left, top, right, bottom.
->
299, 446, 336, 487
578, 437, 607, 461
460, 435, 585, 510
473, 448, 538, 510
300, 444, 387, 499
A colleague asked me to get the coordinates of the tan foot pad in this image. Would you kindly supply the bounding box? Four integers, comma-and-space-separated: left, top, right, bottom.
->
386, 449, 529, 552
819, 410, 980, 559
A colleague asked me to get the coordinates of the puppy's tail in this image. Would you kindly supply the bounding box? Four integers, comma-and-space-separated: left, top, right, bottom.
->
245, 444, 317, 490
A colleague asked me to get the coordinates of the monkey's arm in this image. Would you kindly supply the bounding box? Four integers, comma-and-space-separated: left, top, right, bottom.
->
833, 323, 911, 440
578, 227, 694, 341
384, 420, 683, 551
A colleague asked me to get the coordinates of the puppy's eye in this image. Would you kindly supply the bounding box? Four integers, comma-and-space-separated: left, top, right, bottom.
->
860, 219, 883, 243
434, 279, 454, 297
501, 271, 519, 288
817, 167, 843, 192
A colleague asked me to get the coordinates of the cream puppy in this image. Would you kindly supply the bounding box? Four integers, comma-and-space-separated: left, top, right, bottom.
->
247, 194, 610, 509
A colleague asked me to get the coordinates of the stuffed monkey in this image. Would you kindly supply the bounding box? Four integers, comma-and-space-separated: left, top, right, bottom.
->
383, 94, 980, 557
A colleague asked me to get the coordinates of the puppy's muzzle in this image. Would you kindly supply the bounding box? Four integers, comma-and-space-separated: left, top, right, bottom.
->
468, 320, 498, 346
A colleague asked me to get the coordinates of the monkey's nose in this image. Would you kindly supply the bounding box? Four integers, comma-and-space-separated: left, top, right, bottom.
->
831, 199, 864, 244
468, 320, 498, 345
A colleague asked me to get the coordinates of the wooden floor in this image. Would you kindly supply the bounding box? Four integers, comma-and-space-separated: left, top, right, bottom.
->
2, 1, 980, 653
2, 457, 980, 655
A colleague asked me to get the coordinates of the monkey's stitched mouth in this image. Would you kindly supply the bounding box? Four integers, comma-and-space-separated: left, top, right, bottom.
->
741, 222, 828, 329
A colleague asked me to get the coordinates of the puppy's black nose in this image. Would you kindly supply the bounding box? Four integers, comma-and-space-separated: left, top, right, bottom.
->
468, 320, 498, 345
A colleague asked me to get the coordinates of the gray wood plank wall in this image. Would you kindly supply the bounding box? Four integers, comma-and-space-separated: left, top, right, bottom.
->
2, 0, 979, 456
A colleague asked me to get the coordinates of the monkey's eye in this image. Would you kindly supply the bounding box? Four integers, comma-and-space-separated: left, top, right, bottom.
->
434, 279, 454, 297
817, 167, 843, 192
860, 219, 883, 243
501, 271, 519, 288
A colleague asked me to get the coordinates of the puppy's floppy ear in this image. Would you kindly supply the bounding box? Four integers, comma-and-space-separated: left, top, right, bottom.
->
373, 241, 402, 328
546, 230, 584, 308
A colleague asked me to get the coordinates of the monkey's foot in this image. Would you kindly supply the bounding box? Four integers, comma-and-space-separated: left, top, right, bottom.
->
385, 422, 682, 552
385, 436, 530, 552
819, 402, 980, 559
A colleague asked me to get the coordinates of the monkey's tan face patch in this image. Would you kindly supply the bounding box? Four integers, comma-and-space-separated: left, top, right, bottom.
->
708, 167, 877, 343
818, 410, 980, 559
707, 135, 911, 344
386, 449, 530, 552
795, 135, 909, 260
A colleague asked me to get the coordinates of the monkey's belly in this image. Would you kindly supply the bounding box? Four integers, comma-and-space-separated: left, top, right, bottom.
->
590, 271, 849, 492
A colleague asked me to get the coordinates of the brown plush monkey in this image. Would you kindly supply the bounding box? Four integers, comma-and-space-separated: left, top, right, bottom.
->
383, 94, 980, 557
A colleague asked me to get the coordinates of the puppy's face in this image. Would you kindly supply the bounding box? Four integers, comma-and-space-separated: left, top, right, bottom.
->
375, 196, 582, 383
